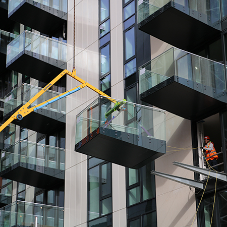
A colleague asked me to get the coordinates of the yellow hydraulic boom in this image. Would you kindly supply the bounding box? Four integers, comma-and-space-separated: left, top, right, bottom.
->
0, 69, 118, 133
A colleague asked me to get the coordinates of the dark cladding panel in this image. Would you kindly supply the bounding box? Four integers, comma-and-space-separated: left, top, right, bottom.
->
1, 162, 64, 189
140, 76, 227, 121
75, 127, 166, 169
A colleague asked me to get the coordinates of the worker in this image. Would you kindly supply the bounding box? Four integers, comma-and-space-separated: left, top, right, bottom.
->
203, 136, 218, 170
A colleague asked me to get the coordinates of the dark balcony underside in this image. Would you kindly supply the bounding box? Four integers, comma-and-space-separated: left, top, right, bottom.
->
4, 104, 65, 134
6, 50, 66, 83
1, 162, 64, 189
75, 127, 166, 169
138, 2, 221, 52
140, 76, 227, 121
8, 0, 67, 35
0, 195, 12, 208
0, 52, 6, 70
0, 5, 15, 31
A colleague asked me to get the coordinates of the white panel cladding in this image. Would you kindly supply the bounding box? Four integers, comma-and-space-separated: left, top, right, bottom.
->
65, 0, 99, 226
155, 113, 197, 227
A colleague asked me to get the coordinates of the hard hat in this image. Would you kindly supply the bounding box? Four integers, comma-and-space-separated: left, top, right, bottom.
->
204, 136, 210, 140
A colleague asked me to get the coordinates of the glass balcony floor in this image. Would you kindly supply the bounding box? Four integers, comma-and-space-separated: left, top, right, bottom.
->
75, 97, 166, 169
8, 0, 67, 35
138, 1, 221, 52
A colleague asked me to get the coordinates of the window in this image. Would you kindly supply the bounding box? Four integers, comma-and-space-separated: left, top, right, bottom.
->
100, 0, 110, 22
124, 1, 135, 20
100, 74, 111, 91
100, 19, 110, 38
125, 58, 136, 78
17, 183, 26, 201
126, 162, 155, 207
100, 44, 110, 76
125, 27, 135, 61
88, 158, 112, 222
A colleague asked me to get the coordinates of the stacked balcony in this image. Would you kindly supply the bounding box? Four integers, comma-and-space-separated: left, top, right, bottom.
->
139, 47, 227, 121
137, 0, 221, 51
0, 140, 65, 189
0, 201, 64, 226
0, 0, 15, 31
0, 30, 17, 70
3, 83, 66, 134
8, 0, 67, 35
6, 31, 72, 83
75, 96, 166, 169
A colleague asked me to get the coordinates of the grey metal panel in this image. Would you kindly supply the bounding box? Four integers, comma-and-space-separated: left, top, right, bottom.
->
151, 170, 204, 189
173, 161, 227, 182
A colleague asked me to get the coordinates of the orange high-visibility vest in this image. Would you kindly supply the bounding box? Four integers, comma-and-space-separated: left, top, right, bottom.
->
205, 142, 218, 160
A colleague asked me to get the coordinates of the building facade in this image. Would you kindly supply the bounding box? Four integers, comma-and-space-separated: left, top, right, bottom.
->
0, 0, 227, 227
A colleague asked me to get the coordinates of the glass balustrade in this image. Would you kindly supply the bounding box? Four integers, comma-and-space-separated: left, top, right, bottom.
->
8, 0, 67, 16
0, 30, 17, 55
3, 83, 66, 117
75, 96, 166, 145
0, 201, 64, 227
137, 0, 221, 29
0, 140, 65, 172
0, 182, 12, 205
139, 47, 226, 96
6, 30, 72, 66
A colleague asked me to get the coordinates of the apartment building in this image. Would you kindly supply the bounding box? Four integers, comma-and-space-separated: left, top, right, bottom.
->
0, 0, 227, 226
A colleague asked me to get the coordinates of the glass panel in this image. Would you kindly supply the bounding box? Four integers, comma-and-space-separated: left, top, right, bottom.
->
125, 58, 136, 78
204, 197, 217, 227
125, 27, 135, 60
101, 163, 111, 196
219, 191, 227, 227
100, 33, 110, 47
124, 15, 136, 30
137, 0, 221, 29
88, 215, 112, 227
222, 0, 227, 18
75, 96, 166, 146
143, 212, 156, 227
129, 168, 139, 186
0, 30, 17, 55
47, 190, 55, 205
100, 19, 110, 38
130, 218, 141, 227
101, 197, 112, 215
100, 44, 110, 76
139, 47, 226, 95
89, 166, 100, 220
100, 0, 109, 22
124, 1, 135, 20
8, 0, 67, 15
100, 74, 111, 91
128, 186, 140, 206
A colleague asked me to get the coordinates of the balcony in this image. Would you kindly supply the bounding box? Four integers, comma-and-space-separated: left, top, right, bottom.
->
139, 47, 227, 121
75, 96, 166, 169
6, 31, 72, 83
8, 0, 67, 35
0, 0, 15, 31
3, 83, 66, 134
0, 30, 17, 70
0, 140, 65, 189
137, 0, 221, 51
0, 201, 64, 226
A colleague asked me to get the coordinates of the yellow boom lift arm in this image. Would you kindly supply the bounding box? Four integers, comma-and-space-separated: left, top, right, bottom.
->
0, 69, 120, 133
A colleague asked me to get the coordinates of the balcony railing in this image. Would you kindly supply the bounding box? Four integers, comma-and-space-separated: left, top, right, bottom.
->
0, 181, 12, 207
0, 201, 64, 227
75, 96, 166, 168
138, 0, 221, 29
0, 140, 65, 188
6, 31, 72, 82
139, 47, 225, 95
4, 83, 66, 117
139, 47, 226, 120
